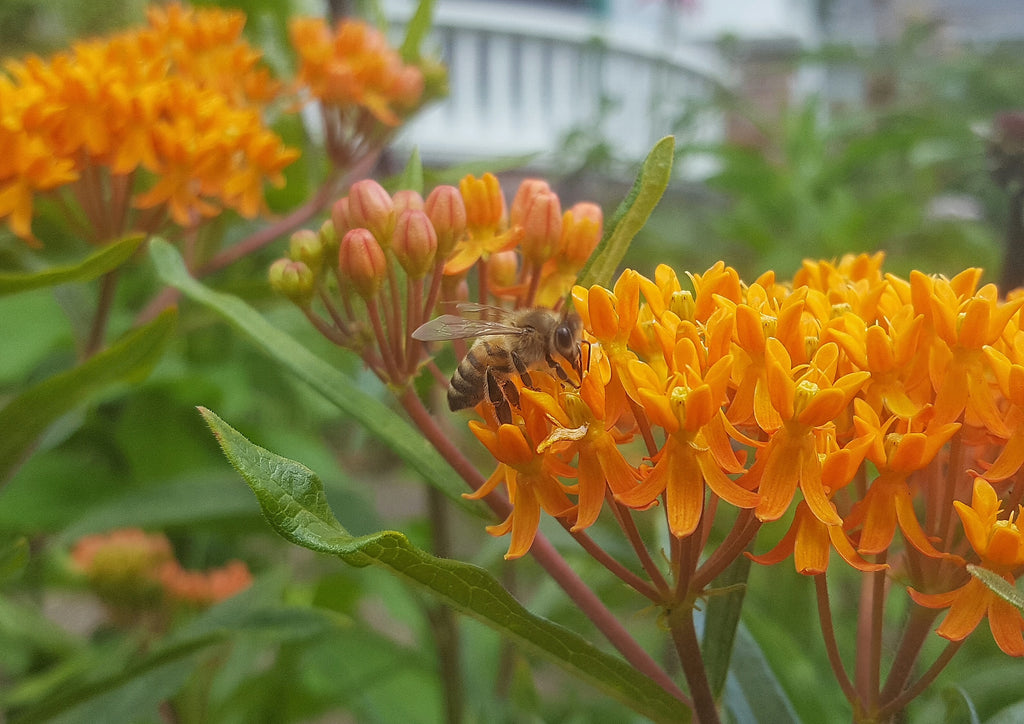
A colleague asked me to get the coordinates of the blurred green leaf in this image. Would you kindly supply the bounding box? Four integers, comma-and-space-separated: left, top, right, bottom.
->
58, 475, 260, 545
391, 147, 424, 195
941, 685, 981, 724
0, 537, 28, 583
724, 622, 802, 724
968, 564, 1024, 611
200, 406, 691, 724
0, 309, 176, 485
0, 235, 144, 297
575, 136, 675, 290
149, 238, 483, 519
702, 554, 751, 699
399, 0, 435, 62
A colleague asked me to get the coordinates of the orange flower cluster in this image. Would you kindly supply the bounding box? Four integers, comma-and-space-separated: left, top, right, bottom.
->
289, 17, 425, 127
72, 528, 252, 611
464, 253, 1024, 655
0, 4, 297, 244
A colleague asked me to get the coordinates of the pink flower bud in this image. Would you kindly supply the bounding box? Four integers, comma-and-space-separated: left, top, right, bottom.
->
331, 196, 352, 238
509, 179, 551, 227
269, 258, 316, 305
392, 189, 425, 217
339, 228, 387, 299
488, 249, 519, 289
519, 190, 563, 266
347, 179, 395, 244
425, 185, 467, 257
392, 209, 438, 278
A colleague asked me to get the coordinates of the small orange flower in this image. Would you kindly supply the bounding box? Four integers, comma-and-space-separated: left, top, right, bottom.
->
444, 173, 522, 275
740, 339, 869, 525
467, 421, 575, 559
909, 478, 1024, 656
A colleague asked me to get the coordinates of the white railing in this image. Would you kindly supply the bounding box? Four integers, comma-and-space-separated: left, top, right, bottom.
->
384, 1, 727, 173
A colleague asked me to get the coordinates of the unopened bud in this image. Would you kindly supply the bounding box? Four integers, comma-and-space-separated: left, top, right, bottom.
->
269, 258, 316, 305
331, 196, 352, 238
339, 228, 387, 299
509, 179, 551, 227
425, 185, 467, 257
289, 229, 325, 275
392, 66, 426, 111
393, 209, 437, 278
488, 250, 519, 289
347, 179, 395, 244
560, 202, 602, 264
393, 189, 425, 217
519, 190, 563, 266
319, 219, 339, 258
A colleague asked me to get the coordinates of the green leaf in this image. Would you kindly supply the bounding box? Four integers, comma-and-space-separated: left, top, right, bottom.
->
0, 309, 176, 485
0, 235, 144, 297
390, 147, 424, 195
574, 136, 675, 290
702, 553, 751, 698
724, 622, 801, 724
968, 564, 1024, 611
0, 537, 29, 583
149, 238, 481, 518
399, 0, 435, 62
200, 407, 691, 724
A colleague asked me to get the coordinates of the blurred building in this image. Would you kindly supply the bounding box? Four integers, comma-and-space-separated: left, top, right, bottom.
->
384, 0, 1024, 175
384, 0, 820, 176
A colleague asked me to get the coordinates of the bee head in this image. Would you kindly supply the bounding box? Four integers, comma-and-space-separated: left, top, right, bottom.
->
552, 314, 582, 370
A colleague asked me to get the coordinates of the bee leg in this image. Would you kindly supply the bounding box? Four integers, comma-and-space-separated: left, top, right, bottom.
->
486, 368, 513, 425
511, 351, 535, 389
545, 353, 580, 389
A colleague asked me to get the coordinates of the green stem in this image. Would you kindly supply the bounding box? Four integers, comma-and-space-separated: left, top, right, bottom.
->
84, 269, 120, 358
425, 485, 464, 724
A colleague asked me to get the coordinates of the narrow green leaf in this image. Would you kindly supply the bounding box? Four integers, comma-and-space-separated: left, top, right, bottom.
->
574, 137, 675, 290
391, 147, 424, 195
200, 407, 691, 724
0, 309, 176, 484
149, 238, 481, 518
724, 622, 802, 724
0, 537, 29, 583
702, 553, 751, 698
968, 564, 1024, 611
0, 235, 145, 297
399, 0, 435, 62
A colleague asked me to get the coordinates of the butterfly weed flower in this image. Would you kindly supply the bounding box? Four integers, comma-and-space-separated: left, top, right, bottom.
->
909, 477, 1024, 656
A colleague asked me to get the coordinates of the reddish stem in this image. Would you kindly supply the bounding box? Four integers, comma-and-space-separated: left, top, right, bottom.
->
814, 574, 859, 710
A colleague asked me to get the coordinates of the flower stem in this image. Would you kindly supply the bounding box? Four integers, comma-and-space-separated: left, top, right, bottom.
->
667, 606, 720, 724
84, 269, 120, 359
425, 484, 465, 724
815, 573, 859, 709
854, 553, 887, 713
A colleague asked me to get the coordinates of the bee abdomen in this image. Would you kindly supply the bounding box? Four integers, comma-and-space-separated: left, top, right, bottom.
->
448, 362, 485, 411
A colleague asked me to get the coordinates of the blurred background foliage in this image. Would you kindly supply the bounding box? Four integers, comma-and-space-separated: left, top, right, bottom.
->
2, 1, 1024, 722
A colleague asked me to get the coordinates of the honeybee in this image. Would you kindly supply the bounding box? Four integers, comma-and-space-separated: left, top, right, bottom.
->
412, 304, 583, 424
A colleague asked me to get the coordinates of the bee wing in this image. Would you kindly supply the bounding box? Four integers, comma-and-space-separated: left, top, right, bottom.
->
454, 302, 515, 321
412, 315, 525, 341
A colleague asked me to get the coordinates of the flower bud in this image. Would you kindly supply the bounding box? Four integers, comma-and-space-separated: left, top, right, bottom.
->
392, 66, 426, 111
425, 184, 467, 257
319, 219, 339, 258
393, 209, 437, 278
331, 196, 352, 238
488, 250, 519, 289
509, 179, 551, 227
289, 228, 325, 275
519, 190, 562, 267
458, 173, 504, 233
269, 258, 316, 305
392, 189, 425, 217
339, 228, 387, 299
347, 179, 395, 244
560, 202, 603, 264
